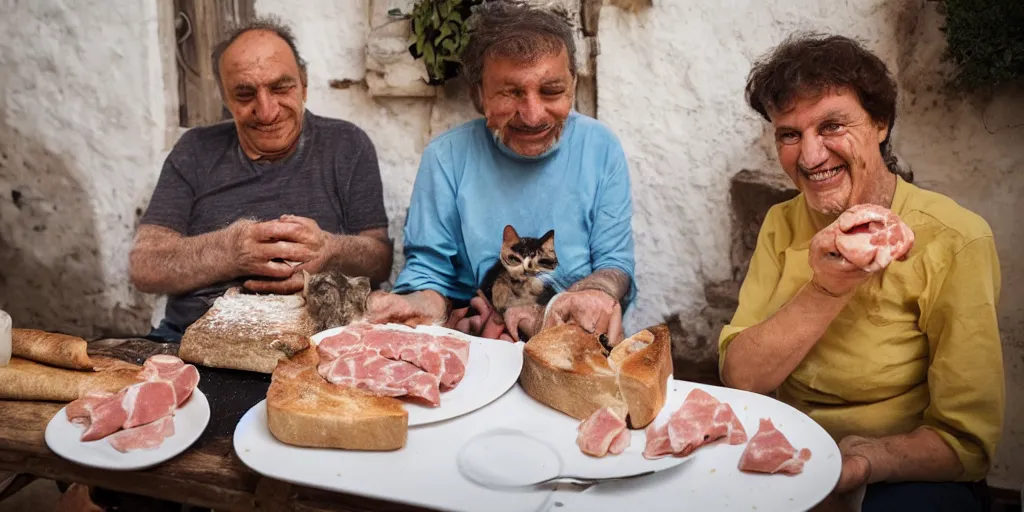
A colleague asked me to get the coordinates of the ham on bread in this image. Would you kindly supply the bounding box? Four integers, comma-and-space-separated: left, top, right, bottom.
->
266, 348, 409, 451
519, 324, 673, 429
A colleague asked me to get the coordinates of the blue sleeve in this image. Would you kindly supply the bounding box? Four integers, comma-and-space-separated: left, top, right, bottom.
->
590, 143, 638, 307
391, 144, 474, 301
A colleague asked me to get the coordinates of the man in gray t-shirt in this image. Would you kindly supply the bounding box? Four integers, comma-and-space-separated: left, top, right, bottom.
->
130, 20, 392, 342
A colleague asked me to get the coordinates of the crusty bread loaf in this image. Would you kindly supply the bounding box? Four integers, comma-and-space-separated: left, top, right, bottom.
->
0, 356, 141, 402
520, 323, 673, 428
179, 288, 314, 373
12, 329, 93, 371
610, 324, 673, 428
519, 324, 627, 420
266, 349, 408, 451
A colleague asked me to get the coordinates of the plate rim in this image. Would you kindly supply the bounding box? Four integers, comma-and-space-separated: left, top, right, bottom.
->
308, 322, 525, 427
44, 388, 211, 472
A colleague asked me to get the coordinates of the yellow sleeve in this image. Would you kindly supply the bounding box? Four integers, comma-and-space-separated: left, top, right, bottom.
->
717, 207, 785, 376
920, 235, 1004, 482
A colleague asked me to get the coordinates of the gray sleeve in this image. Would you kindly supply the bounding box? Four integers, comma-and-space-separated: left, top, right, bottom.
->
139, 138, 196, 234
341, 129, 389, 233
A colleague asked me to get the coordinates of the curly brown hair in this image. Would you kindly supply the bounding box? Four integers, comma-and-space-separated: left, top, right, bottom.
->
461, 0, 577, 113
745, 33, 912, 182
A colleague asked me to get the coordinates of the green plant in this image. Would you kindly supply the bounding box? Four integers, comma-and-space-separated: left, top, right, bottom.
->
390, 0, 482, 85
941, 0, 1024, 91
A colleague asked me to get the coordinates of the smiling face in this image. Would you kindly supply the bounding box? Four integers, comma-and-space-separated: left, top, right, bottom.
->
218, 29, 308, 161
769, 87, 895, 216
479, 47, 575, 157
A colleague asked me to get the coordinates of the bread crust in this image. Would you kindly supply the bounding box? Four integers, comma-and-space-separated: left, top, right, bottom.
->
613, 324, 673, 428
520, 323, 673, 428
266, 349, 408, 451
520, 324, 627, 420
11, 329, 93, 371
179, 288, 314, 373
0, 356, 140, 402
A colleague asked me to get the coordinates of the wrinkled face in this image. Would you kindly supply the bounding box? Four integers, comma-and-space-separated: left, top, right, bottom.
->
480, 47, 575, 157
769, 88, 892, 215
219, 30, 308, 161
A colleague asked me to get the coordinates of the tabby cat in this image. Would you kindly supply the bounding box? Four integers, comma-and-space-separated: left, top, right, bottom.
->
481, 225, 559, 315
302, 268, 372, 331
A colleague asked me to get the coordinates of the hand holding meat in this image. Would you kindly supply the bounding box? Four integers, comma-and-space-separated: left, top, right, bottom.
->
834, 204, 914, 272
541, 290, 624, 347
808, 222, 871, 297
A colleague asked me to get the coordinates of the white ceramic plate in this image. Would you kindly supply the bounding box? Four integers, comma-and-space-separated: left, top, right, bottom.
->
458, 379, 692, 488
552, 381, 843, 512
310, 323, 524, 426
44, 389, 210, 471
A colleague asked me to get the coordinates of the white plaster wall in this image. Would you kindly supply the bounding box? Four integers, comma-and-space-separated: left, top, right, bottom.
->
598, 0, 1023, 489
0, 0, 170, 337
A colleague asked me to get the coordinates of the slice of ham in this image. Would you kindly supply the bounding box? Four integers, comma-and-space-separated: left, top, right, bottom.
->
834, 204, 914, 272
107, 415, 175, 453
121, 381, 177, 429
67, 391, 129, 442
576, 407, 628, 457
324, 327, 470, 390
644, 388, 747, 460
138, 355, 200, 406
318, 348, 442, 406
607, 427, 632, 455
738, 418, 812, 475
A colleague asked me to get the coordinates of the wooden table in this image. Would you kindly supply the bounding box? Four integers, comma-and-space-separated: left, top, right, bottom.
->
0, 361, 438, 512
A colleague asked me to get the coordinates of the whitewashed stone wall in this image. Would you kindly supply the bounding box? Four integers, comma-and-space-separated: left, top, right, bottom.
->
0, 0, 1020, 489
0, 0, 175, 338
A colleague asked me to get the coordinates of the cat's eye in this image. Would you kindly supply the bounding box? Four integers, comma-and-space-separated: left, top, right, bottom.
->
538, 258, 556, 267
508, 256, 522, 264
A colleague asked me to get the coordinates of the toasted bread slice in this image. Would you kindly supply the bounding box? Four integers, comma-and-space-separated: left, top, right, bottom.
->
610, 324, 673, 428
266, 349, 408, 451
519, 324, 627, 420
0, 357, 140, 402
179, 288, 314, 374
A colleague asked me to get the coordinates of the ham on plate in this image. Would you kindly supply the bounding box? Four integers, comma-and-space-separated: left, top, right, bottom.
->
643, 388, 747, 460
63, 354, 199, 452
833, 203, 914, 272
738, 418, 812, 475
576, 407, 629, 457
315, 324, 471, 407
107, 415, 175, 453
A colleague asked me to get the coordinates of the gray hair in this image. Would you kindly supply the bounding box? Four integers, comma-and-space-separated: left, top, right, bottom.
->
211, 15, 308, 90
461, 0, 577, 112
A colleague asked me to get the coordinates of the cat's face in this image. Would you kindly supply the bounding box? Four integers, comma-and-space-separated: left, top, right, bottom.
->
302, 270, 371, 309
500, 225, 557, 279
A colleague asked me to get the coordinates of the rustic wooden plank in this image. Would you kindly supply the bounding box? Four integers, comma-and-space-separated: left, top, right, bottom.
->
174, 0, 254, 127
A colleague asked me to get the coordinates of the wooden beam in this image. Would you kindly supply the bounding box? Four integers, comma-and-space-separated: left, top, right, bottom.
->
173, 0, 255, 127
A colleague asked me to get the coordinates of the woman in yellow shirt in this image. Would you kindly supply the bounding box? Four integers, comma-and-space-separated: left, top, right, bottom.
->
720, 34, 1004, 512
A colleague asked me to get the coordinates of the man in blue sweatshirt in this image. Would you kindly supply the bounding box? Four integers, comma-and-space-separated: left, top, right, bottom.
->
367, 0, 636, 344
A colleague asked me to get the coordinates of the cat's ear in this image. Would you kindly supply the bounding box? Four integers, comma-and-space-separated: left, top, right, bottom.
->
540, 230, 555, 251
503, 225, 519, 245
301, 269, 311, 299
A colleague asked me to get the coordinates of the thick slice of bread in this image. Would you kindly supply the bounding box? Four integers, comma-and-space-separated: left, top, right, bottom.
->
610, 324, 673, 428
519, 324, 627, 420
266, 349, 408, 451
12, 329, 93, 371
179, 288, 314, 373
0, 357, 141, 402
